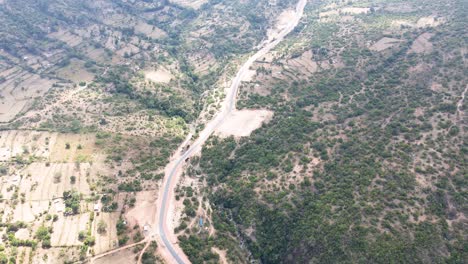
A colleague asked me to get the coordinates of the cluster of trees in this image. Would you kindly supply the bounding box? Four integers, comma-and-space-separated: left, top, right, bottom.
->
35, 225, 53, 248
63, 190, 81, 215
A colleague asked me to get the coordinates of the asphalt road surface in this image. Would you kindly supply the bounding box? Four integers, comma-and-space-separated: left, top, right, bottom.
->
156, 1, 307, 263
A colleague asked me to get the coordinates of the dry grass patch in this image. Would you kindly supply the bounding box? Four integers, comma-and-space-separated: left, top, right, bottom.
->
49, 133, 96, 163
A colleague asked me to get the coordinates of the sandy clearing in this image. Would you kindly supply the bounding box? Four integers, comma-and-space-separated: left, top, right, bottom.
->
417, 16, 444, 28
15, 228, 31, 240
93, 246, 139, 264
215, 109, 273, 138
154, 0, 307, 262
212, 247, 228, 264
144, 68, 174, 83
241, 69, 257, 82
341, 7, 370, 14
411, 33, 433, 54
171, 0, 208, 9
320, 7, 369, 18
125, 190, 158, 230
370, 37, 402, 52
267, 9, 297, 42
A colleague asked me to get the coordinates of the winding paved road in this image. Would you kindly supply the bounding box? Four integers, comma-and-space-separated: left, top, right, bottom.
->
154, 0, 308, 263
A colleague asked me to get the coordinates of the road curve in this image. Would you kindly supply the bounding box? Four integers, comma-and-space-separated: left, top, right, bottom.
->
156, 1, 308, 263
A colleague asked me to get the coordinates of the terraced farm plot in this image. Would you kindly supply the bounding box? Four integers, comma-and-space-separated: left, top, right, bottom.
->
0, 72, 55, 122
135, 21, 167, 39
92, 212, 120, 254
48, 30, 83, 47
11, 201, 50, 222
370, 37, 403, 51
56, 59, 95, 83
51, 212, 90, 246
20, 162, 93, 201
0, 130, 55, 161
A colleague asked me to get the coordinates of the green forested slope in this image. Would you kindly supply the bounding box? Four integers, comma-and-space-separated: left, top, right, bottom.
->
180, 0, 467, 263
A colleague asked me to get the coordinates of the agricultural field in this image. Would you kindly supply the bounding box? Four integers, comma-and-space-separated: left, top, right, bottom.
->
0, 128, 184, 262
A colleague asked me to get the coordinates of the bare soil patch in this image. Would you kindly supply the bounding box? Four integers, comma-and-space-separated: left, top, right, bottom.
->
411, 33, 433, 54
171, 0, 208, 9
125, 190, 158, 230
267, 9, 296, 41
216, 109, 273, 138
341, 7, 370, 14
94, 246, 139, 264
417, 16, 444, 28
370, 37, 402, 52
144, 68, 174, 84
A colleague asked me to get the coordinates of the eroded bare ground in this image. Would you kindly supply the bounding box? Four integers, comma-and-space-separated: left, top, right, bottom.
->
215, 109, 273, 138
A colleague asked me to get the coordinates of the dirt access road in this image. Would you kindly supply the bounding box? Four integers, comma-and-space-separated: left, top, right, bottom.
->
153, 1, 308, 263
